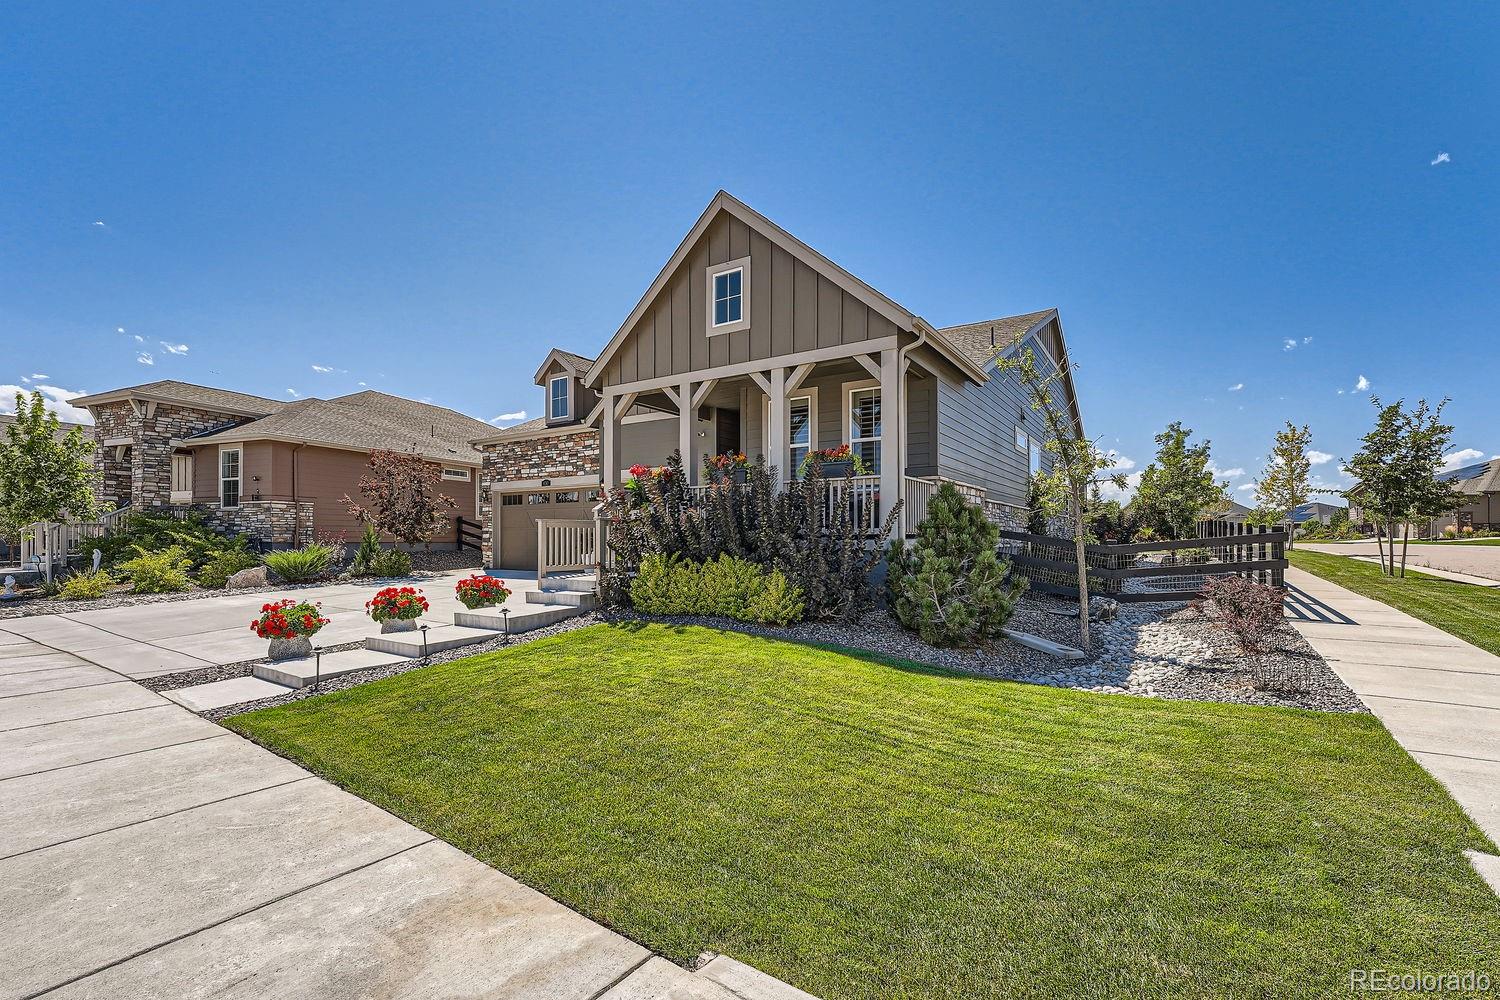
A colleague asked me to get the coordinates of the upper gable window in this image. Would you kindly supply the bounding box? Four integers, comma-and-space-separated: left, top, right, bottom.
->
549, 375, 570, 420
705, 256, 750, 335
713, 268, 742, 326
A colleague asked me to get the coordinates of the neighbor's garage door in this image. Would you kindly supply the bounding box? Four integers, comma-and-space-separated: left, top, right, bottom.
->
495, 489, 589, 569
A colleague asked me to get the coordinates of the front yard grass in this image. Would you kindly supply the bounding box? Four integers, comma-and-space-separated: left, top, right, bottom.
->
227, 623, 1500, 999
1290, 548, 1500, 656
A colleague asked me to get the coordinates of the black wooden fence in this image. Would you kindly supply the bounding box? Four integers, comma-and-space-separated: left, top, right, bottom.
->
999, 521, 1287, 603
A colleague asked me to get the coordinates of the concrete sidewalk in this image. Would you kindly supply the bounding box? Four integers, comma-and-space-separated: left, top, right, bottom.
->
1285, 568, 1500, 857
0, 626, 810, 999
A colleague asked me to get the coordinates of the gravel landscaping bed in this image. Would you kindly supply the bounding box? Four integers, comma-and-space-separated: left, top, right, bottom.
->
204, 613, 601, 722
602, 592, 1364, 713
134, 638, 373, 693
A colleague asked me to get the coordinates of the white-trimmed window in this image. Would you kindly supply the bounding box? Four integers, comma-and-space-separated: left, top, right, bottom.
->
219, 447, 241, 509
713, 268, 742, 327
441, 466, 471, 482
1030, 441, 1042, 476
705, 256, 750, 335
849, 387, 881, 474
788, 395, 813, 476
549, 375, 570, 420
1014, 426, 1029, 452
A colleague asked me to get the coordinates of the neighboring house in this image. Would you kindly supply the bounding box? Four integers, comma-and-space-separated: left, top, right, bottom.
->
1429, 459, 1499, 534
473, 190, 1084, 570
70, 381, 491, 548
0, 413, 89, 442
1290, 501, 1344, 526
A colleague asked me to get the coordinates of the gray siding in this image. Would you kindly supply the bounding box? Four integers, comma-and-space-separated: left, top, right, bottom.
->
935, 336, 1058, 505
602, 210, 897, 388
906, 372, 937, 476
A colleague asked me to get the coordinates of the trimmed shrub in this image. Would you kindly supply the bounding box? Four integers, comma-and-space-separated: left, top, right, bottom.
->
887, 483, 1026, 648
1202, 575, 1285, 654
197, 547, 261, 589
118, 546, 193, 594
630, 552, 806, 625
59, 567, 115, 600
367, 547, 413, 578
263, 542, 336, 583
95, 511, 247, 573
349, 523, 383, 576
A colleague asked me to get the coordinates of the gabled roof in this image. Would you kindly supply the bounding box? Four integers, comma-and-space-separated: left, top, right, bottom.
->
71, 380, 287, 417
937, 310, 1058, 370
187, 390, 493, 464
0, 413, 89, 441
533, 348, 596, 386
583, 190, 988, 388
1441, 458, 1500, 495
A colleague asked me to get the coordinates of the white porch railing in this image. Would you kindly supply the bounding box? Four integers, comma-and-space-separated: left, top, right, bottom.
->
16, 506, 132, 581
536, 518, 597, 580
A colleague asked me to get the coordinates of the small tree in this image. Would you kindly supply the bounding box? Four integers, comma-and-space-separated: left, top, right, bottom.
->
341, 449, 457, 549
1398, 399, 1462, 576
1343, 398, 1405, 574
0, 391, 97, 541
887, 483, 1026, 647
1255, 422, 1312, 547
1131, 422, 1231, 539
995, 343, 1124, 650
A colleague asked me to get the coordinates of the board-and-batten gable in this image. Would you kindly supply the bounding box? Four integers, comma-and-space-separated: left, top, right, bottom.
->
593, 202, 907, 390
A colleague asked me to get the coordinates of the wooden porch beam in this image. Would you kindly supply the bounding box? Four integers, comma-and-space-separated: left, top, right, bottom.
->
690, 378, 720, 409
852, 353, 882, 379
785, 362, 817, 394
747, 371, 772, 396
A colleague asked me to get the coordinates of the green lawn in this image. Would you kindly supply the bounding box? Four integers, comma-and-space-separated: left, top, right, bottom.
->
1409, 537, 1500, 546
1290, 548, 1500, 656
228, 624, 1500, 999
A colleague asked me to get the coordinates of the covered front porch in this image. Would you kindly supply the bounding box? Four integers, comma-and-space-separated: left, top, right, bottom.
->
603, 342, 956, 536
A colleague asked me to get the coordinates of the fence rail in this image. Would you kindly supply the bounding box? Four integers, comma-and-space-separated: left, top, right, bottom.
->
999, 523, 1287, 603
455, 516, 483, 553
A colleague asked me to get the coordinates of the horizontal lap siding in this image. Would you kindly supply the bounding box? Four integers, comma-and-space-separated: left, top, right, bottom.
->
603, 210, 887, 388
906, 373, 937, 475
936, 336, 1059, 506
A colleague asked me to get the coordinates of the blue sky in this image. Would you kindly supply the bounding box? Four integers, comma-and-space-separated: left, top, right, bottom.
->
4, 2, 1495, 502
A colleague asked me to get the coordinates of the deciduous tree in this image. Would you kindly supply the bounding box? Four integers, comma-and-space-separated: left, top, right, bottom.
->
342, 449, 457, 549
1130, 422, 1231, 540
0, 390, 97, 541
1254, 421, 1312, 547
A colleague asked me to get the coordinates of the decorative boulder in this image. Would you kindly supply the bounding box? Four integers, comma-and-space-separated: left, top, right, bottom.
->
226, 566, 270, 590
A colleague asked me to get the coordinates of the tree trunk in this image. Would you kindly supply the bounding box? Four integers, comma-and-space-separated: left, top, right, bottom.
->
1073, 491, 1089, 651
1373, 520, 1385, 574
1400, 521, 1410, 578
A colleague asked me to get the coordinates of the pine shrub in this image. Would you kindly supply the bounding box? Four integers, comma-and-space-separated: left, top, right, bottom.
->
118, 545, 193, 594
350, 523, 383, 575
744, 569, 805, 626
887, 483, 1026, 647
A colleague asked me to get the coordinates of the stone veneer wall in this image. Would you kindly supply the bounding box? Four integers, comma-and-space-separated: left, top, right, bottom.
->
476, 429, 600, 566
194, 500, 315, 549
90, 400, 247, 512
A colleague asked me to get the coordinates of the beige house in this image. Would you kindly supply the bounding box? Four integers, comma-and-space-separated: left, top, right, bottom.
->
474, 190, 1084, 570
70, 381, 490, 549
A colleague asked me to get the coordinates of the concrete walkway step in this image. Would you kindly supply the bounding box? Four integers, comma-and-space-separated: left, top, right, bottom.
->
540, 573, 596, 594
162, 676, 293, 712
526, 588, 598, 610
253, 648, 410, 688
364, 624, 498, 657
454, 602, 580, 634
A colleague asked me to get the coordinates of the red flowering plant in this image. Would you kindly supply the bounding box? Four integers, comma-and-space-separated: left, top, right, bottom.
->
708, 452, 749, 471
625, 463, 672, 502
455, 574, 511, 610
798, 443, 871, 478
249, 599, 330, 640
365, 585, 429, 624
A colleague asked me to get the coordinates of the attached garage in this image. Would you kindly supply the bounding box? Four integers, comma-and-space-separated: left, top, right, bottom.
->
492, 487, 596, 570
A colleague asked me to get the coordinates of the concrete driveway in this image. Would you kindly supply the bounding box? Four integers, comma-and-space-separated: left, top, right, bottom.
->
1299, 540, 1500, 582
0, 616, 803, 998
0, 569, 533, 679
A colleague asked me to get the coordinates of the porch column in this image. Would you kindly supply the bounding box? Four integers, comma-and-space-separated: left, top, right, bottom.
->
766, 367, 787, 487
879, 347, 901, 531
679, 379, 695, 485
602, 391, 621, 488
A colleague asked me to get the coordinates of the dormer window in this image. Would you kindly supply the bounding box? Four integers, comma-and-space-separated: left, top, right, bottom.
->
705, 256, 751, 335
549, 375, 571, 420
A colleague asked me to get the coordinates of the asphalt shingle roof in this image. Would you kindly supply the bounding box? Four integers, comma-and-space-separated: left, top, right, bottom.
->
73, 380, 287, 415
935, 310, 1058, 369
191, 390, 494, 463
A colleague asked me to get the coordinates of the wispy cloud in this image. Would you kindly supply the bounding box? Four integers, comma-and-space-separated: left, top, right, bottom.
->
490, 410, 529, 426
1354, 375, 1370, 392
1098, 470, 1143, 503
1209, 462, 1246, 480
92, 221, 106, 228
286, 388, 302, 398
0, 383, 94, 423
1431, 151, 1450, 166
159, 342, 189, 355
1440, 448, 1486, 473
1236, 482, 1257, 492
1102, 450, 1136, 472
1282, 338, 1297, 351
1227, 383, 1244, 392
135, 352, 154, 366
311, 364, 336, 374
1307, 450, 1334, 465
